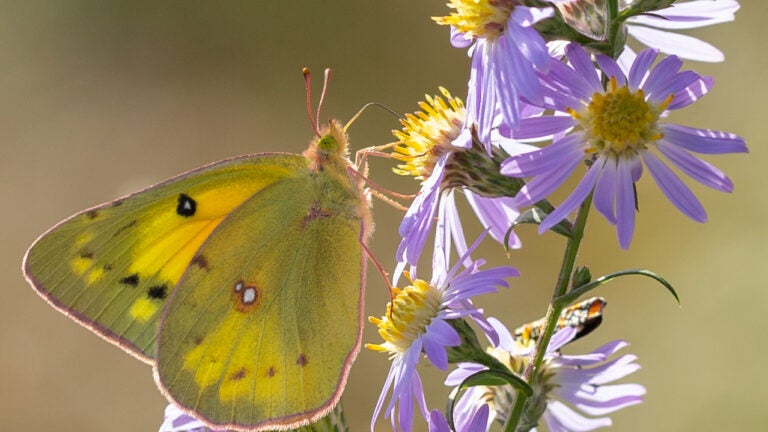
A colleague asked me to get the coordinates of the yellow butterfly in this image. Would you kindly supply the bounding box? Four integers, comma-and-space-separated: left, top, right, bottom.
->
23, 72, 372, 431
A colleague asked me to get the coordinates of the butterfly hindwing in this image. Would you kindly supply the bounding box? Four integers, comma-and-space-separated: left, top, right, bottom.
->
23, 153, 307, 361
155, 164, 367, 430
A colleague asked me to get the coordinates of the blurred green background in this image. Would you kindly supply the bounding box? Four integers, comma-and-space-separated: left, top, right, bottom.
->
2, 1, 765, 431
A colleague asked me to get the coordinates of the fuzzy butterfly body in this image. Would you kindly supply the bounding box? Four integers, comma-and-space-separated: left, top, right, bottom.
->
24, 119, 371, 431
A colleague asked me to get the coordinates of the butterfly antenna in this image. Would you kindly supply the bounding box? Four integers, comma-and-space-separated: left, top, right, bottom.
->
317, 68, 332, 128
303, 67, 321, 137
343, 102, 402, 134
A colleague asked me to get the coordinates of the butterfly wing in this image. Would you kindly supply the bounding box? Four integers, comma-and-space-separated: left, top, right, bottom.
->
155, 168, 367, 430
23, 153, 307, 362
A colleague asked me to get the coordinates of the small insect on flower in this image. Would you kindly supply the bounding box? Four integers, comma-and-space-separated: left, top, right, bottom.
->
447, 323, 644, 431
501, 43, 747, 248
513, 296, 606, 350
368, 234, 519, 432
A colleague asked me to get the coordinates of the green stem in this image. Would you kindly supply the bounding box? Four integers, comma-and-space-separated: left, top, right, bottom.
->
502, 194, 593, 432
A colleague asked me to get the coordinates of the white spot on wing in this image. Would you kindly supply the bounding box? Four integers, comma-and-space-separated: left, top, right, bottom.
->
243, 288, 256, 304
234, 281, 243, 292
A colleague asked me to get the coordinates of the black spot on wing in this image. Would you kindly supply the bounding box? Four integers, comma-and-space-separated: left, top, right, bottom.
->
296, 354, 308, 367
78, 249, 94, 259
230, 367, 247, 381
177, 193, 197, 217
114, 220, 137, 237
147, 284, 168, 300
190, 254, 209, 270
119, 273, 140, 287
85, 210, 100, 219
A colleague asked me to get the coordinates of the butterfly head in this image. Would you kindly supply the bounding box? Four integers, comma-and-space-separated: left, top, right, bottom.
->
303, 119, 352, 171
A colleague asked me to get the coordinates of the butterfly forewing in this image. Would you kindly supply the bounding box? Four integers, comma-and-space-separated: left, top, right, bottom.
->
23, 154, 306, 361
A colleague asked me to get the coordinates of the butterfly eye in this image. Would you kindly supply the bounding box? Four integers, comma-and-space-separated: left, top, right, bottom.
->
317, 134, 339, 153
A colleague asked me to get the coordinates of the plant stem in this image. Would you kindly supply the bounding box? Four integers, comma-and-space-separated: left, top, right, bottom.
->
502, 193, 593, 432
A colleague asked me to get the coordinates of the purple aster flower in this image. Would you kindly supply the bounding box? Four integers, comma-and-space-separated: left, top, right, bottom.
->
623, 0, 740, 65
447, 325, 645, 431
500, 43, 747, 248
434, 1, 554, 140
159, 404, 217, 432
391, 88, 526, 278
368, 235, 519, 432
547, 1, 739, 66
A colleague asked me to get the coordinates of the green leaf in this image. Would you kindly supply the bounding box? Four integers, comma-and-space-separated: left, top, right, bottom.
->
557, 268, 680, 307
506, 208, 573, 241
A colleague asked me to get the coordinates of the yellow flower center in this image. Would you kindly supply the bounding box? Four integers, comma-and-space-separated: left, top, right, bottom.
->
392, 87, 465, 181
570, 77, 670, 157
366, 278, 442, 355
433, 0, 515, 41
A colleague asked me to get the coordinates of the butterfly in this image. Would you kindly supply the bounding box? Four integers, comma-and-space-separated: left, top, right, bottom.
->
23, 71, 372, 431
512, 297, 607, 349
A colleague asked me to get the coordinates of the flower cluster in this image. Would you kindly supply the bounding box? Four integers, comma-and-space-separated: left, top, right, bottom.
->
158, 1, 745, 431
365, 1, 745, 431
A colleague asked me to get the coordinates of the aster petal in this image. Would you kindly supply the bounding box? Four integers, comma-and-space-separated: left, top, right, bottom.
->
593, 156, 618, 224
453, 303, 501, 347
641, 55, 683, 97
445, 266, 517, 302
617, 45, 638, 75
501, 134, 585, 177
565, 43, 603, 93
564, 384, 646, 416
586, 339, 630, 358
545, 400, 612, 431
424, 320, 461, 370
467, 41, 496, 144
436, 190, 472, 270
508, 7, 553, 70
628, 1, 739, 30
615, 159, 637, 249
553, 352, 607, 367
503, 115, 576, 140
450, 26, 473, 48
540, 160, 602, 233
443, 231, 488, 283
656, 141, 734, 192
467, 404, 491, 432
464, 192, 521, 248
661, 124, 748, 154
397, 157, 446, 266
160, 404, 213, 432
588, 355, 642, 385
546, 55, 598, 101
372, 361, 400, 431
513, 154, 584, 207
647, 70, 703, 105
452, 387, 489, 431
547, 327, 578, 352
666, 75, 713, 110
627, 24, 724, 62
488, 316, 516, 351
497, 36, 539, 115
627, 48, 658, 90
429, 410, 451, 432
641, 150, 707, 222
595, 54, 626, 87
445, 363, 488, 386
